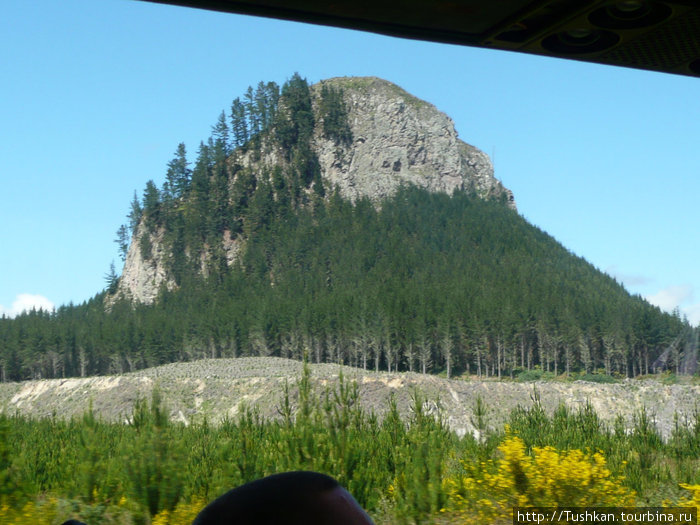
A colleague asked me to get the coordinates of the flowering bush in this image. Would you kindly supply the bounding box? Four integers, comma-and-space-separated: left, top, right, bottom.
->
675, 484, 700, 510
442, 435, 635, 522
0, 495, 205, 525
0, 499, 57, 525
151, 497, 206, 525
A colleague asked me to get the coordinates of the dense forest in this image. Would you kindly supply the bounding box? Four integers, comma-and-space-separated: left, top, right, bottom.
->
0, 74, 694, 382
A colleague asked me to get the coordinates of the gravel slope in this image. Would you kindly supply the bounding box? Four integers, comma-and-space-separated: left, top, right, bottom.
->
1, 357, 698, 439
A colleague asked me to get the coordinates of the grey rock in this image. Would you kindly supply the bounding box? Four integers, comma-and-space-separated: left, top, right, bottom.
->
114, 223, 173, 305
312, 77, 514, 205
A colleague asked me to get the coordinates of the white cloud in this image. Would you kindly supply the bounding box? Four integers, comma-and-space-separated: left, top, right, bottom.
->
684, 302, 700, 327
605, 265, 652, 287
646, 285, 693, 312
0, 294, 55, 318
645, 285, 700, 326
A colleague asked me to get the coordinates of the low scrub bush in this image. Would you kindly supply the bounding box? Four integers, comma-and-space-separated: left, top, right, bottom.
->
1, 367, 699, 523
578, 372, 619, 384
442, 434, 635, 522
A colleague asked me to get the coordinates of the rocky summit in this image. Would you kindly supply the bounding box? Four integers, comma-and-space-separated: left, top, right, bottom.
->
311, 77, 512, 204
237, 77, 513, 205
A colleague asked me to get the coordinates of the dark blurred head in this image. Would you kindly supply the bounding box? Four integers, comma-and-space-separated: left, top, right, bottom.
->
61, 521, 87, 525
192, 471, 374, 525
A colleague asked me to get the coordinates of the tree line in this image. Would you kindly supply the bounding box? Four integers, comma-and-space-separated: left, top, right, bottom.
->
0, 185, 691, 381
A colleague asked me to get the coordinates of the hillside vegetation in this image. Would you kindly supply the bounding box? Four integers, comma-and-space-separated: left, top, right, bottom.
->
0, 74, 692, 383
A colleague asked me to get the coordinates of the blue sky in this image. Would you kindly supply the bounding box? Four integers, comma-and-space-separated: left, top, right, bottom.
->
2, 0, 699, 325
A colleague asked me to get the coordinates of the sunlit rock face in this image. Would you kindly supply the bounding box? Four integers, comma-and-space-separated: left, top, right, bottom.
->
311, 77, 514, 206
115, 222, 172, 306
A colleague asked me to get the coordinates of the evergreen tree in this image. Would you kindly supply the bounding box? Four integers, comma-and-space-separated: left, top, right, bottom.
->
104, 262, 119, 294
244, 86, 260, 136
320, 84, 352, 146
189, 141, 213, 242
263, 81, 280, 130
0, 76, 689, 383
211, 111, 230, 159
128, 191, 142, 234
276, 73, 313, 153
142, 180, 161, 230
115, 224, 129, 262
164, 143, 191, 199
230, 97, 249, 148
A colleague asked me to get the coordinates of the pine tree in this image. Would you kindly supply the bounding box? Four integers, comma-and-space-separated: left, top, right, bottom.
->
230, 97, 249, 148
115, 224, 130, 262
0, 79, 690, 383
211, 111, 230, 159
189, 141, 213, 242
244, 86, 260, 136
263, 81, 280, 130
104, 261, 119, 294
142, 180, 161, 229
164, 143, 191, 199
128, 191, 142, 234
276, 73, 313, 153
320, 84, 352, 146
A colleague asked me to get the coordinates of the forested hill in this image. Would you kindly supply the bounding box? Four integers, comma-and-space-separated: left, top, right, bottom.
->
0, 74, 691, 382
113, 74, 513, 304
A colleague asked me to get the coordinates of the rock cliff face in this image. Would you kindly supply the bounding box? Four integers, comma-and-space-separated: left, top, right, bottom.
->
115, 224, 242, 305
311, 77, 513, 203
114, 77, 514, 304
116, 223, 172, 305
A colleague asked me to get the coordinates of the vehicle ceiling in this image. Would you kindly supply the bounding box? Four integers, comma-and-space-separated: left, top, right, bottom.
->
141, 0, 700, 78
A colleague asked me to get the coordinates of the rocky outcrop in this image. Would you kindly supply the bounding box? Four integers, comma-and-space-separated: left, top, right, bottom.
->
115, 223, 173, 305
311, 77, 514, 205
113, 225, 242, 305
113, 76, 515, 304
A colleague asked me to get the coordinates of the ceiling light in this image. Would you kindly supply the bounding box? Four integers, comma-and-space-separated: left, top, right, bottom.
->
589, 1, 671, 30
542, 28, 619, 54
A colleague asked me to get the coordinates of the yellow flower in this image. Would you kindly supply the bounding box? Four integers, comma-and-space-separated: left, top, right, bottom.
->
441, 435, 635, 522
675, 483, 700, 511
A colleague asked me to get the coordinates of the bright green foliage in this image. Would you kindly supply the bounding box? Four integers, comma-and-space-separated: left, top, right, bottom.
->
0, 371, 454, 522
503, 394, 700, 497
1, 377, 700, 524
0, 416, 25, 508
